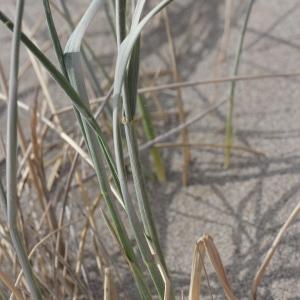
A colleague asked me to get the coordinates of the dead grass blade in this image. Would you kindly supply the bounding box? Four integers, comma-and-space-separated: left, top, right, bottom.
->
189, 239, 207, 300
0, 271, 25, 300
252, 201, 300, 300
189, 235, 237, 300
147, 238, 171, 300
104, 268, 118, 300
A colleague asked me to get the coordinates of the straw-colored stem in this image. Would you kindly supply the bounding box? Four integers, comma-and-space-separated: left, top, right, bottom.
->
163, 9, 190, 185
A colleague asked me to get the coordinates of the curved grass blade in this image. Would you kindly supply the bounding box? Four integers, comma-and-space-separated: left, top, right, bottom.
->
131, 0, 146, 29
112, 2, 175, 298
59, 0, 112, 89
64, 0, 120, 198
113, 0, 173, 273
126, 37, 140, 119
6, 1, 42, 299
63, 2, 152, 298
113, 1, 169, 297
224, 0, 254, 168
114, 0, 173, 96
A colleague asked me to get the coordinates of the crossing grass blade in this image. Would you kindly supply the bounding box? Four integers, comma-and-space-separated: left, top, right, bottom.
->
0, 10, 113, 170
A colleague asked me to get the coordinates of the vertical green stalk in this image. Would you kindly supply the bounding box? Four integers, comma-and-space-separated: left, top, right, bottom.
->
137, 95, 166, 183
6, 0, 42, 299
121, 3, 170, 272
224, 0, 255, 167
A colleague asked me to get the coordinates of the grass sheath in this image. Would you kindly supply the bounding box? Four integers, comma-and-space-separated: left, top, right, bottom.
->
6, 0, 42, 299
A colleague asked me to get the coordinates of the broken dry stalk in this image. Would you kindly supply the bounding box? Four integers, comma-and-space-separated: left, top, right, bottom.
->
189, 235, 237, 300
252, 201, 300, 300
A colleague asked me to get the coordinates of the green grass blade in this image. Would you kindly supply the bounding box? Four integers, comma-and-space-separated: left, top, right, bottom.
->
0, 178, 6, 211
112, 2, 175, 297
41, 0, 92, 153
125, 37, 140, 119
115, 0, 127, 45
113, 92, 166, 299
114, 0, 174, 96
63, 2, 152, 298
6, 1, 42, 299
224, 0, 255, 168
137, 95, 166, 182
60, 0, 112, 116
113, 2, 168, 297
131, 0, 146, 29
127, 36, 166, 182
113, 0, 173, 267
63, 0, 120, 196
42, 0, 68, 77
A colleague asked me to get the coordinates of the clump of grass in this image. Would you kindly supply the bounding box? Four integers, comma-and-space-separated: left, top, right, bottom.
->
1, 0, 299, 299
2, 0, 174, 298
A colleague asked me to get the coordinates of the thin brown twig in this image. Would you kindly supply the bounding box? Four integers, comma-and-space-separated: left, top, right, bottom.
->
155, 142, 264, 157
138, 71, 300, 94
163, 9, 190, 186
252, 201, 300, 300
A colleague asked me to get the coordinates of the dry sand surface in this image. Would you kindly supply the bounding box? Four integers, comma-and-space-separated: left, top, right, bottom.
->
1, 0, 300, 299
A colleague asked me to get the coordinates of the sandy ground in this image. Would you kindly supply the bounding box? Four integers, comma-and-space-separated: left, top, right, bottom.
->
1, 0, 300, 299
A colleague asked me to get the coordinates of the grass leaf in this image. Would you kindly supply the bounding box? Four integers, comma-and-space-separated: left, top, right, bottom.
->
5, 1, 42, 299
224, 0, 254, 168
